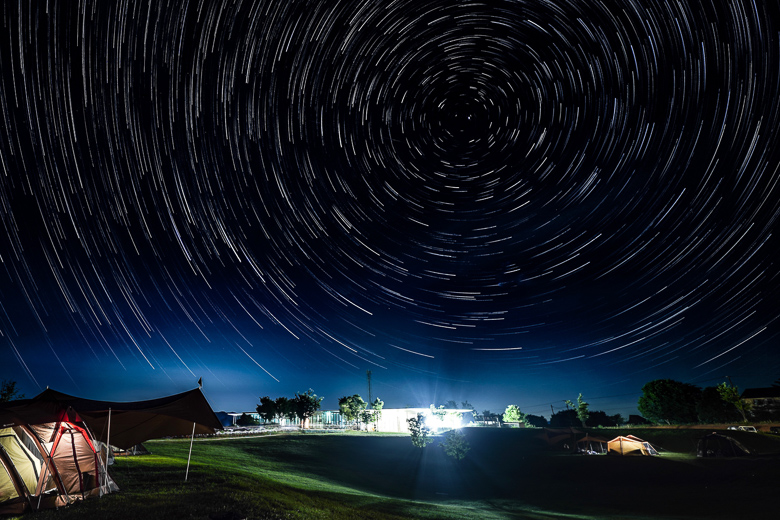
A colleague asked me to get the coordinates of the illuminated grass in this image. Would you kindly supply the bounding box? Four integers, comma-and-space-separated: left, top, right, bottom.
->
10, 428, 780, 519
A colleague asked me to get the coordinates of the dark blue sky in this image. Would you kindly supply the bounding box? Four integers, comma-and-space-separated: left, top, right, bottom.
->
1, 0, 779, 419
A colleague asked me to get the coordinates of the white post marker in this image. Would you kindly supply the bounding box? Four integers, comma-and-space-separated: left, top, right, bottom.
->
185, 421, 196, 481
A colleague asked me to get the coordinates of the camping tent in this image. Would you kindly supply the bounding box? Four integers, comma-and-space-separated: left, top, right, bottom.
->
0, 403, 116, 515
697, 433, 750, 457
537, 428, 581, 446
607, 435, 659, 456
1, 387, 222, 513
576, 434, 609, 454
31, 388, 223, 449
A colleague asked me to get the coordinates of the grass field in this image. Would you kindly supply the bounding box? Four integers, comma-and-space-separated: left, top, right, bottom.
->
11, 427, 780, 519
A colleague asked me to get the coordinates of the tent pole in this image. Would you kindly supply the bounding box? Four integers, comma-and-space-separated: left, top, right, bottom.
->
185, 422, 196, 481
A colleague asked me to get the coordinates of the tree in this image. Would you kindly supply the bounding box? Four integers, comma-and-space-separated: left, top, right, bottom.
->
0, 380, 24, 402
565, 394, 590, 428
366, 397, 384, 429
256, 396, 278, 423
275, 396, 297, 421
609, 414, 625, 427
236, 412, 260, 426
503, 404, 525, 425
338, 394, 367, 429
638, 379, 701, 424
585, 411, 616, 427
697, 386, 740, 423
525, 414, 548, 427
407, 413, 433, 448
371, 397, 384, 418
441, 429, 470, 460
461, 401, 475, 413
549, 409, 578, 427
444, 400, 459, 409
293, 389, 323, 428
717, 382, 752, 422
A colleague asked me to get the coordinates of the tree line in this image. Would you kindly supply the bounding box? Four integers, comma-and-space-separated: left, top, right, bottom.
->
255, 389, 324, 427
637, 378, 775, 425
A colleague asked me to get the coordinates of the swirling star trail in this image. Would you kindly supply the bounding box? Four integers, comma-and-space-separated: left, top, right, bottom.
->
1, 0, 778, 415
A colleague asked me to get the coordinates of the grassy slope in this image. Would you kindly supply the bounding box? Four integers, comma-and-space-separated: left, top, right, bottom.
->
9, 428, 780, 520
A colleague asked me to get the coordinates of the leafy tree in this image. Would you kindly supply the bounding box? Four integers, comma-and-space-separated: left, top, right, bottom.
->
0, 380, 24, 402
461, 401, 475, 413
585, 410, 616, 427
503, 404, 525, 425
440, 429, 470, 460
638, 379, 702, 424
565, 394, 590, 428
525, 414, 548, 427
339, 394, 367, 429
236, 412, 260, 426
429, 404, 447, 423
444, 400, 459, 409
717, 382, 752, 422
609, 414, 625, 426
407, 413, 433, 448
697, 386, 740, 423
275, 396, 297, 421
293, 389, 324, 428
256, 396, 278, 423
549, 409, 578, 427
363, 397, 384, 429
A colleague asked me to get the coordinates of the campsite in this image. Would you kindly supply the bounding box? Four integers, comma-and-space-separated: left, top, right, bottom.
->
4, 426, 779, 520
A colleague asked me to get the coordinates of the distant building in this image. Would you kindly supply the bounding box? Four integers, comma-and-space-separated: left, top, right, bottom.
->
741, 387, 780, 421
375, 408, 472, 433
217, 408, 473, 432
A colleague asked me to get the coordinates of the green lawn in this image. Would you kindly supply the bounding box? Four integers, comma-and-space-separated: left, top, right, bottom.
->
11, 428, 780, 519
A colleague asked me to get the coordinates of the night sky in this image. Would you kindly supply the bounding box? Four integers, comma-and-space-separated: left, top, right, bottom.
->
1, 0, 779, 419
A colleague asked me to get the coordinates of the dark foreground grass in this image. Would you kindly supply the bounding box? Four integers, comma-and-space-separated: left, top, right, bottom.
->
9, 428, 780, 520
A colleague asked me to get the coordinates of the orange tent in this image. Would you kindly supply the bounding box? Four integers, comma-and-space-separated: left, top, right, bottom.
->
607, 435, 658, 456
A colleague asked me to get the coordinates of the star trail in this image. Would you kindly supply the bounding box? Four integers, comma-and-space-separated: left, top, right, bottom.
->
1, 0, 779, 415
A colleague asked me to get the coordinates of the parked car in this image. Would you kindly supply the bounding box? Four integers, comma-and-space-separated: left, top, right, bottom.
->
769, 426, 780, 435
727, 425, 758, 432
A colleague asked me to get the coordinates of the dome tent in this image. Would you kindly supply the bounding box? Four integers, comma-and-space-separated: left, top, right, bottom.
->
697, 433, 750, 458
0, 402, 116, 515
607, 435, 659, 456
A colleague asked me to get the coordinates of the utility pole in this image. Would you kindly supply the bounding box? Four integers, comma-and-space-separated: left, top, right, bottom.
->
367, 370, 372, 403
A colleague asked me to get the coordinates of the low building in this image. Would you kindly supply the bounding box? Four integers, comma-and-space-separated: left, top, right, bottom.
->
217, 408, 474, 432
741, 387, 780, 421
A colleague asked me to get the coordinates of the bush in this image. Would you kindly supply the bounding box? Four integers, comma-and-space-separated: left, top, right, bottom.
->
407, 413, 433, 448
440, 429, 470, 460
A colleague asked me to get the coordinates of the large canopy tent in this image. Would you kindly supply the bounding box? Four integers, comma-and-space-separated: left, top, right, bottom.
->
31, 388, 223, 449
576, 434, 609, 454
536, 428, 582, 447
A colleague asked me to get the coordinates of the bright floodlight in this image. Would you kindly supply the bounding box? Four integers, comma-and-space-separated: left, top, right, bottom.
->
424, 409, 463, 431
